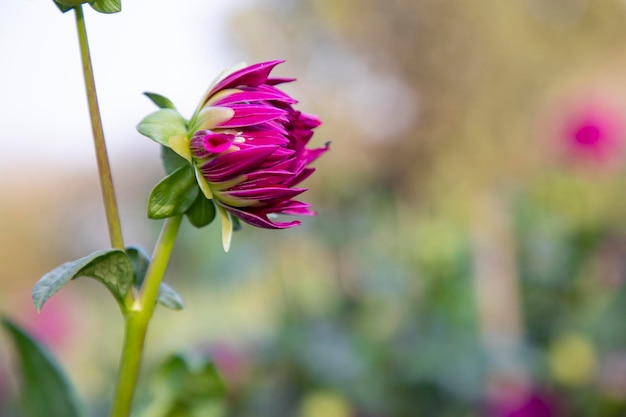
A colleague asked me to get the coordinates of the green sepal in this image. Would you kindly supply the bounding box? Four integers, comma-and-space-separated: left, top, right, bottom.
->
32, 249, 134, 312
137, 109, 187, 147
161, 145, 189, 175
53, 1, 74, 12
144, 92, 177, 110
126, 246, 184, 310
148, 165, 199, 219
186, 194, 217, 228
232, 216, 242, 232
90, 0, 121, 13
217, 205, 234, 252
139, 353, 225, 417
2, 319, 86, 417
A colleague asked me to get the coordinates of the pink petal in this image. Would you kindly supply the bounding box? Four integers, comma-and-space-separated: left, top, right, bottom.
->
190, 131, 236, 158
241, 129, 290, 146
223, 205, 301, 229
218, 104, 288, 128
291, 111, 322, 130
200, 145, 278, 182
210, 60, 284, 96
223, 186, 306, 203
266, 77, 296, 86
304, 142, 330, 164
285, 167, 315, 187
275, 200, 315, 216
234, 170, 294, 189
214, 85, 297, 106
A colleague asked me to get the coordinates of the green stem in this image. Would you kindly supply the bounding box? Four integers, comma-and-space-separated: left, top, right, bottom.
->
73, 6, 183, 417
109, 215, 183, 417
74, 6, 125, 251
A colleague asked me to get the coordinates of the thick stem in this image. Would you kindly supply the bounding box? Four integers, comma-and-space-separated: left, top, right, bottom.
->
108, 311, 147, 417
74, 6, 125, 251
109, 215, 183, 417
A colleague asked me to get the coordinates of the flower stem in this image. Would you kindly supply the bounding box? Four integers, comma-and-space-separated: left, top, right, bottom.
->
109, 215, 183, 417
74, 5, 125, 251
73, 6, 183, 417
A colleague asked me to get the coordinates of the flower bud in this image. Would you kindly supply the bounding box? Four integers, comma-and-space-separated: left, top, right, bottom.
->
138, 60, 328, 251
186, 61, 329, 251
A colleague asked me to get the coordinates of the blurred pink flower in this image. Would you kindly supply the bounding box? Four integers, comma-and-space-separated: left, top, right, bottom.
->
0, 370, 7, 404
23, 294, 72, 348
206, 342, 250, 389
560, 101, 625, 166
485, 375, 558, 417
488, 392, 556, 417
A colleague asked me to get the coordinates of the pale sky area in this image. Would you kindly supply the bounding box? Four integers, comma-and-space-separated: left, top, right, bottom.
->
0, 0, 251, 173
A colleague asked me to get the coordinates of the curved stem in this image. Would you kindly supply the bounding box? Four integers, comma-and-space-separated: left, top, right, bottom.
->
73, 6, 183, 417
75, 6, 125, 251
109, 215, 183, 417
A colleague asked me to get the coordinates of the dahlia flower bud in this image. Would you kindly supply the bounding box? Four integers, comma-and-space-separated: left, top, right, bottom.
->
138, 61, 328, 251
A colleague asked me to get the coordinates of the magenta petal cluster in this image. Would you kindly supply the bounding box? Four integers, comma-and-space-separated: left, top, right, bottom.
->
190, 60, 328, 229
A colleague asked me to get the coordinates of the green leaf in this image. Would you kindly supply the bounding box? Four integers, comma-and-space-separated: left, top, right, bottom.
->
90, 0, 121, 13
144, 92, 177, 110
186, 194, 217, 228
160, 353, 225, 400
55, 0, 88, 5
2, 319, 85, 417
32, 249, 133, 312
157, 282, 184, 310
126, 246, 184, 310
161, 145, 189, 175
138, 353, 225, 417
53, 0, 74, 12
126, 245, 151, 287
148, 165, 199, 219
137, 109, 187, 147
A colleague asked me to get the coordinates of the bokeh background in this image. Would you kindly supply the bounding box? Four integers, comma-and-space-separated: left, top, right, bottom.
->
4, 0, 626, 416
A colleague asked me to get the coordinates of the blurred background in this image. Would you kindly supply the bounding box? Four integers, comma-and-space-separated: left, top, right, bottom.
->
4, 0, 626, 416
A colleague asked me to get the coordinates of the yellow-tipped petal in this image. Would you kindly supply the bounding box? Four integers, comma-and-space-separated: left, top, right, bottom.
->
194, 165, 213, 199
191, 107, 235, 132
205, 88, 242, 106
168, 134, 192, 162
217, 205, 233, 252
